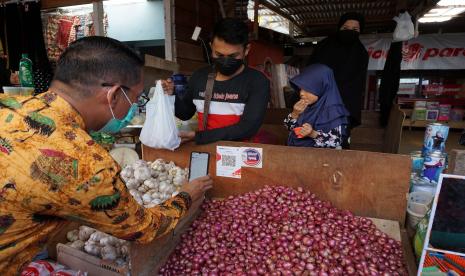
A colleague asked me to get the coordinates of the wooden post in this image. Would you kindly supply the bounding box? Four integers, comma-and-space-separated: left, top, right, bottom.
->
164, 0, 174, 61
224, 0, 236, 17
289, 22, 294, 38
217, 0, 226, 18
253, 0, 259, 40
92, 1, 104, 36
448, 150, 465, 176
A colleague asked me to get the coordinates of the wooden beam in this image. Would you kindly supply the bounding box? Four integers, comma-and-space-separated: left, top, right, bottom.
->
41, 0, 94, 9
164, 0, 174, 61
299, 16, 394, 25
92, 2, 104, 36
224, 0, 236, 17
259, 0, 306, 35
217, 0, 226, 18
253, 0, 260, 40
395, 0, 409, 12
281, 1, 393, 10
411, 0, 440, 17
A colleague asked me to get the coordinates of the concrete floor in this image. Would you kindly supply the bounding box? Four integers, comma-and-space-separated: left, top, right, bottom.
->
399, 128, 465, 155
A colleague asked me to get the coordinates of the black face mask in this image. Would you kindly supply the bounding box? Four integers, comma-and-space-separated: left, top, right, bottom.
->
338, 30, 360, 44
213, 56, 244, 76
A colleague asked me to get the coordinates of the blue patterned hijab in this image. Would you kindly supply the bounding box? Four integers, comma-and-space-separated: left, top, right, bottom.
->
288, 64, 349, 146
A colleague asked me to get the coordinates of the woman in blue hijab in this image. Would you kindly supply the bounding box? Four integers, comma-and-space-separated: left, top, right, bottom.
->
284, 64, 350, 148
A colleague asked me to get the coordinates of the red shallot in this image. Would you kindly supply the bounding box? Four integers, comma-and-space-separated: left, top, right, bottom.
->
160, 186, 407, 275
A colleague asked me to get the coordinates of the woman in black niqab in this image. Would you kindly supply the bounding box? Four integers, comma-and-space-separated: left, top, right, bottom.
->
308, 12, 369, 142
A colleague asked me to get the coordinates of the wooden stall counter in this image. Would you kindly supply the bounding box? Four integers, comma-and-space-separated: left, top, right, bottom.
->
143, 141, 417, 275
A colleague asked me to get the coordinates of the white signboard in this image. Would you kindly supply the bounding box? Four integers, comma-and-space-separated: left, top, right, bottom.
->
361, 33, 465, 70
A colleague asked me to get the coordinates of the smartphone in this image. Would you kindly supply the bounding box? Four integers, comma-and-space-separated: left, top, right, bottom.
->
188, 152, 210, 181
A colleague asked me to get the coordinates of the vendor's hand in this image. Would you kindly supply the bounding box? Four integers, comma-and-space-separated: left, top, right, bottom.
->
179, 130, 195, 144
180, 175, 213, 202
161, 78, 174, 95
291, 99, 310, 119
299, 123, 314, 137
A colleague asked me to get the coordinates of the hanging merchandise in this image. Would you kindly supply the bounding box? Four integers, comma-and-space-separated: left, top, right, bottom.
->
140, 81, 181, 150
392, 12, 415, 42
19, 53, 34, 87
42, 9, 108, 63
1, 1, 52, 93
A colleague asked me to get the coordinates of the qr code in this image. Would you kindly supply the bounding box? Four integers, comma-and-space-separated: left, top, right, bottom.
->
221, 155, 236, 167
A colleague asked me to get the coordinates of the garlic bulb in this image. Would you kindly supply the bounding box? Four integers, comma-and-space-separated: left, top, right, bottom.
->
84, 241, 101, 256
67, 229, 79, 242
125, 179, 138, 190
142, 193, 152, 204
89, 231, 108, 242
67, 226, 129, 266
134, 166, 151, 182
122, 158, 188, 208
78, 226, 96, 241
100, 236, 120, 247
69, 240, 85, 251
120, 166, 134, 182
101, 245, 118, 261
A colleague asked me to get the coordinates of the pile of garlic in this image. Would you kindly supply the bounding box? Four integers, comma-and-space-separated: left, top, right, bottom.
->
121, 159, 188, 208
66, 226, 129, 266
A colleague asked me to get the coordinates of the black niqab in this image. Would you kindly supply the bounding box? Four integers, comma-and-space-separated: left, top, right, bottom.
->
308, 13, 369, 127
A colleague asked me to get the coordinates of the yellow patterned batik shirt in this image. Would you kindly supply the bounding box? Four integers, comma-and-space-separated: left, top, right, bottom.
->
0, 92, 191, 275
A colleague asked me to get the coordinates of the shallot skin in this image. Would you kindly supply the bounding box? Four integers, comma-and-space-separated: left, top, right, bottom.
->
160, 186, 407, 276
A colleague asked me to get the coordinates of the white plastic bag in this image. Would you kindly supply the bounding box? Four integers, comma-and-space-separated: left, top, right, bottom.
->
140, 80, 181, 150
393, 12, 415, 42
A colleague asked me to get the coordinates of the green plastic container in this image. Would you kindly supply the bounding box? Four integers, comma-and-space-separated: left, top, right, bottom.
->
19, 53, 34, 88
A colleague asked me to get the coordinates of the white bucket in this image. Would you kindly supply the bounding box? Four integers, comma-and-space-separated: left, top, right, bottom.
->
407, 191, 433, 229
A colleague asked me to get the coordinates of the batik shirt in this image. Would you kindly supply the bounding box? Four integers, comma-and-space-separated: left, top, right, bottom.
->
0, 92, 191, 275
284, 114, 343, 148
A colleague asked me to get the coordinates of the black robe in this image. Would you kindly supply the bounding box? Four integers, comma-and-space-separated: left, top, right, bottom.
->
308, 34, 369, 128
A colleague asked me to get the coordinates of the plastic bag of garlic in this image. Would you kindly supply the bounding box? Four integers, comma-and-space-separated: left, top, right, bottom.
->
120, 159, 188, 208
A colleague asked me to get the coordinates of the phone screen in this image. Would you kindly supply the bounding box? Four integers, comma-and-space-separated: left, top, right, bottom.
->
189, 152, 210, 181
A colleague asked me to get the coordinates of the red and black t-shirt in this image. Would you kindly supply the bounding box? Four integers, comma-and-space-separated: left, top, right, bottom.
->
175, 66, 270, 144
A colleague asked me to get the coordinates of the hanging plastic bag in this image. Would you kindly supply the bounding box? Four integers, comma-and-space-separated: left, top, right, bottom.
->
393, 12, 415, 42
140, 80, 181, 150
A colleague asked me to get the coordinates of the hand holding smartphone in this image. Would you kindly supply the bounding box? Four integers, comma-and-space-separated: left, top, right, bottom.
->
188, 152, 210, 181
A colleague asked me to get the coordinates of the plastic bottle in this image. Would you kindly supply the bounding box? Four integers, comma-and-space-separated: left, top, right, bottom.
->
19, 53, 34, 88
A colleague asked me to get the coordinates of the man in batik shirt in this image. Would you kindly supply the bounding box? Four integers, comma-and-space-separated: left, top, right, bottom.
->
0, 36, 213, 274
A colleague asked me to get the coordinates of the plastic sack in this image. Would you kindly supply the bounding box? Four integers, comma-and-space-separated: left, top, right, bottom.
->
140, 80, 181, 150
21, 260, 86, 276
393, 12, 415, 42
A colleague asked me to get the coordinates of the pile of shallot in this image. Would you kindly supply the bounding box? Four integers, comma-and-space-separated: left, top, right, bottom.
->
121, 159, 188, 208
160, 186, 407, 275
66, 226, 130, 266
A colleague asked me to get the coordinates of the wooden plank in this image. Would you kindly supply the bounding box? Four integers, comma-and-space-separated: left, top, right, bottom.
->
174, 0, 197, 11
177, 57, 207, 75
448, 150, 465, 176
41, 0, 93, 9
383, 104, 406, 154
370, 218, 401, 241
143, 67, 174, 90
351, 127, 385, 145
144, 54, 179, 72
175, 6, 216, 30
142, 141, 411, 225
164, 0, 175, 61
175, 41, 205, 62
401, 229, 419, 276
403, 119, 465, 130
263, 108, 291, 125
130, 199, 203, 276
